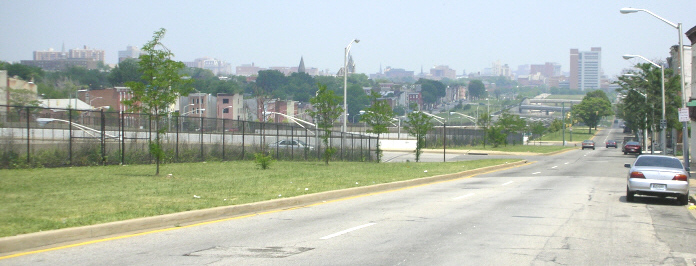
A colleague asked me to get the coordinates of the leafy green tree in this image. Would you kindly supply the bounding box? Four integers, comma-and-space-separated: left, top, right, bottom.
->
615, 63, 681, 134
494, 110, 526, 145
256, 70, 287, 98
306, 83, 344, 165
417, 78, 446, 105
573, 97, 613, 133
468, 80, 486, 100
108, 58, 141, 86
0, 61, 44, 82
360, 91, 394, 162
347, 83, 369, 123
123, 28, 193, 175
404, 112, 434, 162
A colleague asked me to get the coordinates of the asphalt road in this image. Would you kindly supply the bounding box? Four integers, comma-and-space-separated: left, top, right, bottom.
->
3, 127, 696, 265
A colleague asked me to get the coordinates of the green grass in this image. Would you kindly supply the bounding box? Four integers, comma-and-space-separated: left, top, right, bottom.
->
0, 159, 520, 237
540, 126, 597, 142
450, 144, 574, 154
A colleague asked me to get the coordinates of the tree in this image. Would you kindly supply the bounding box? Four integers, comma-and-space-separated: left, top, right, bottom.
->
487, 124, 507, 148
417, 78, 446, 106
360, 91, 394, 162
123, 28, 193, 175
615, 63, 680, 134
494, 110, 526, 145
404, 112, 433, 162
468, 80, 486, 100
346, 83, 369, 123
107, 58, 141, 86
573, 97, 613, 134
306, 83, 343, 165
529, 121, 546, 145
256, 70, 287, 98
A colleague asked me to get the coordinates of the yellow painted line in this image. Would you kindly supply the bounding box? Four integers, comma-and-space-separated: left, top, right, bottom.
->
0, 160, 534, 260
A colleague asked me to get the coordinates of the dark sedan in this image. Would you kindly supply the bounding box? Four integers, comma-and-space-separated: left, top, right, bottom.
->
623, 141, 642, 155
606, 140, 617, 148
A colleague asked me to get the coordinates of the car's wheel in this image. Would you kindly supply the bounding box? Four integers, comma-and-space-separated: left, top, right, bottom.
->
626, 187, 635, 202
592, 148, 595, 150
678, 194, 689, 205
624, 151, 627, 155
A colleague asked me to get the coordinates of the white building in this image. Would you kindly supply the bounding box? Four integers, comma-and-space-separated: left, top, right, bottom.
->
570, 47, 602, 91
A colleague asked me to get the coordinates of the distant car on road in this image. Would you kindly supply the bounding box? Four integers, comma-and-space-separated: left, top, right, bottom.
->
581, 140, 595, 150
625, 155, 690, 205
268, 139, 314, 151
606, 140, 617, 148
623, 141, 642, 155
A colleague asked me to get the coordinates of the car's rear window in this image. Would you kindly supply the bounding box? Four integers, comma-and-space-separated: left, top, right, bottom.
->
634, 157, 683, 169
626, 141, 639, 145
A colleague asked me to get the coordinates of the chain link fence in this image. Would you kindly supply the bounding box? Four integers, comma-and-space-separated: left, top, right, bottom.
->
0, 105, 377, 168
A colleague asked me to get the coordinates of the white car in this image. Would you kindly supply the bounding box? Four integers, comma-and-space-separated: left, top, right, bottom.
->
625, 155, 690, 205
268, 139, 314, 151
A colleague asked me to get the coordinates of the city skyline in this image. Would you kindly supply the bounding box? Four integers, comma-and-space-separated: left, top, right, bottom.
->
1, 1, 694, 78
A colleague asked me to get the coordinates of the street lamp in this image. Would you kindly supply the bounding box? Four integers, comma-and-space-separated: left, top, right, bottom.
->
222, 105, 234, 120
89, 97, 102, 108
621, 7, 688, 163
623, 54, 666, 154
343, 38, 359, 132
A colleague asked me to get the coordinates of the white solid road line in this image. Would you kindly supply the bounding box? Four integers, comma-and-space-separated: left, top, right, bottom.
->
532, 172, 541, 175
320, 223, 376, 240
453, 193, 475, 200
502, 181, 514, 186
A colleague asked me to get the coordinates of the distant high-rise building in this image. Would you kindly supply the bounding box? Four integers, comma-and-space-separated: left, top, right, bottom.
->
118, 46, 143, 63
530, 62, 561, 78
187, 57, 232, 75
68, 46, 105, 62
569, 47, 601, 90
429, 65, 456, 80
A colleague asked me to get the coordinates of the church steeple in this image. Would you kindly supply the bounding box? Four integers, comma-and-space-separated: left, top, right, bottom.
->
298, 56, 306, 73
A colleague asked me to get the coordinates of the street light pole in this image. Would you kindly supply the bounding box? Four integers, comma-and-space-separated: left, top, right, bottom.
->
621, 7, 688, 163
623, 54, 666, 154
343, 39, 359, 132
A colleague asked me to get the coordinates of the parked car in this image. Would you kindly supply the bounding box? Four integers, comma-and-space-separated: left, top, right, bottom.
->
581, 140, 595, 150
622, 141, 642, 155
268, 139, 314, 150
606, 140, 617, 148
625, 155, 690, 205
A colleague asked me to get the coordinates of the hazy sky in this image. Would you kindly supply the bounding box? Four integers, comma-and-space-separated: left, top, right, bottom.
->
1, 0, 694, 79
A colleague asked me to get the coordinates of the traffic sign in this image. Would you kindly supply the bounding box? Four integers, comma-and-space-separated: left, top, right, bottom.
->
679, 108, 689, 122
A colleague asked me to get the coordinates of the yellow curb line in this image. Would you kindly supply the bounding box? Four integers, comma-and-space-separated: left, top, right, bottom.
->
0, 160, 533, 260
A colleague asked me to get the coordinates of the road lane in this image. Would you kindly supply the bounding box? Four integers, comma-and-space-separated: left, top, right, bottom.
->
3, 127, 695, 265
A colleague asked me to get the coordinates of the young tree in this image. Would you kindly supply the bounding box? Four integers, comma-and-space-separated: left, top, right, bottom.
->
404, 111, 433, 162
123, 28, 193, 175
529, 121, 546, 145
495, 110, 526, 145
306, 83, 343, 165
360, 91, 394, 162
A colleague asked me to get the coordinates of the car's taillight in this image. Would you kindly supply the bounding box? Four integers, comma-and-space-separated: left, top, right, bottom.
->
630, 172, 645, 178
673, 174, 688, 181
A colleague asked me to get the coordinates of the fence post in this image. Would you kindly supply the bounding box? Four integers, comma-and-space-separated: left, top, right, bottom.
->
222, 118, 226, 161
69, 109, 73, 165
200, 117, 204, 161
26, 107, 30, 164
120, 111, 125, 165
101, 109, 106, 165
241, 121, 245, 160
175, 115, 179, 162
340, 131, 344, 160
443, 123, 446, 162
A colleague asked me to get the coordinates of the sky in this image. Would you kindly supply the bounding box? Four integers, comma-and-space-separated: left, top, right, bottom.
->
1, 0, 695, 79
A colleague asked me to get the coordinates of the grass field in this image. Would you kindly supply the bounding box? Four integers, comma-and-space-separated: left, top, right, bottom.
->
449, 144, 574, 154
0, 159, 521, 237
540, 126, 598, 142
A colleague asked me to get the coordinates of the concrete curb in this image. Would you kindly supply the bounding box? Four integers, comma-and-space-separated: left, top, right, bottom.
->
0, 160, 531, 255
